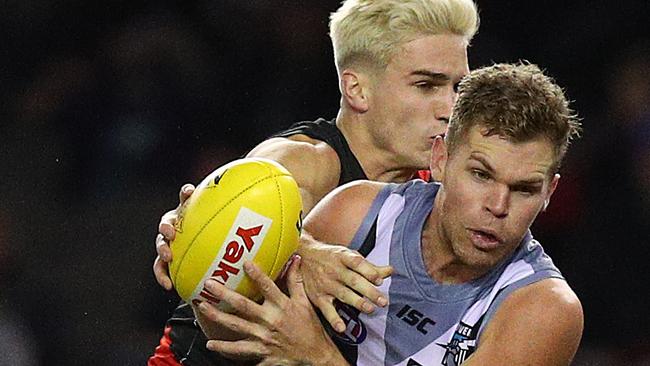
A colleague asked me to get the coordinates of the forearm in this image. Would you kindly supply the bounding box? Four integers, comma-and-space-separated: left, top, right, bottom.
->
318, 348, 350, 366
294, 339, 350, 366
258, 354, 349, 366
311, 353, 350, 366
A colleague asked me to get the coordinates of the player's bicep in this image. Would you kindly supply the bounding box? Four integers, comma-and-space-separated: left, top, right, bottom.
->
303, 181, 384, 247
466, 278, 583, 366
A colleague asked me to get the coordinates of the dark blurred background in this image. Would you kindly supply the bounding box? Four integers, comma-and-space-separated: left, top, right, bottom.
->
1, 1, 649, 365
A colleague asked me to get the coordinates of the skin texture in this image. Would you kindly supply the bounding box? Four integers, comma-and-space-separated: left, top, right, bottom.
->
425, 128, 559, 283
198, 126, 583, 365
339, 34, 469, 179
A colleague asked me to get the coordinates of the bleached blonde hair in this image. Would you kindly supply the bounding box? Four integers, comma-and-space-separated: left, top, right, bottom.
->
329, 0, 479, 74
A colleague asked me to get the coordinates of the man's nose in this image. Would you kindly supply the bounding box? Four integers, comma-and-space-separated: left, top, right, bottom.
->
485, 185, 510, 219
435, 88, 457, 124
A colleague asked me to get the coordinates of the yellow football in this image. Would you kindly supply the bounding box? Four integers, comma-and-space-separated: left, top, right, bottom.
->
169, 158, 303, 308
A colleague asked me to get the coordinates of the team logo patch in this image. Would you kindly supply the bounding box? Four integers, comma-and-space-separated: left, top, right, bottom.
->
527, 238, 540, 252
437, 322, 477, 365
330, 303, 367, 345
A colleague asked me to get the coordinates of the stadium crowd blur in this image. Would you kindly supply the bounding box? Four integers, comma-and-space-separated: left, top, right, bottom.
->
1, 1, 649, 365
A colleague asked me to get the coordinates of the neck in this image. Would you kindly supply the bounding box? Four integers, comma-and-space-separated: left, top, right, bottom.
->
421, 192, 490, 284
335, 110, 418, 183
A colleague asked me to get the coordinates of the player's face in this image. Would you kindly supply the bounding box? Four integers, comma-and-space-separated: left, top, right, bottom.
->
366, 34, 469, 169
435, 126, 559, 271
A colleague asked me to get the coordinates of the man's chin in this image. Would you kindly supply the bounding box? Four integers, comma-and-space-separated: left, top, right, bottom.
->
455, 244, 503, 274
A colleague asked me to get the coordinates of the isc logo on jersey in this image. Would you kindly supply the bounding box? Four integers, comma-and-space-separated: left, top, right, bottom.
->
190, 207, 271, 306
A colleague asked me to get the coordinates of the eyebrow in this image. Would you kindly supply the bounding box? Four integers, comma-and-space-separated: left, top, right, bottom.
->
469, 153, 545, 185
410, 70, 451, 82
469, 153, 495, 173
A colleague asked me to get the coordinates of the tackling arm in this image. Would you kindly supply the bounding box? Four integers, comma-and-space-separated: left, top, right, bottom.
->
246, 136, 342, 214
248, 137, 394, 320
195, 140, 391, 338
197, 180, 386, 365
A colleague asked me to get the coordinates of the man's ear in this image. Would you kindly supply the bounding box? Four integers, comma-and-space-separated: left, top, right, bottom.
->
341, 69, 370, 113
430, 136, 448, 182
543, 173, 561, 211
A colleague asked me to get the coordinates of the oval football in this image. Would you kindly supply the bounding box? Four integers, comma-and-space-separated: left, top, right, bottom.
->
169, 158, 303, 308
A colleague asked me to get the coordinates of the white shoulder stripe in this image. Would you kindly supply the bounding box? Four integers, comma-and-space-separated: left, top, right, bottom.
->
462, 259, 535, 325
356, 193, 405, 365
397, 259, 535, 365
375, 193, 405, 262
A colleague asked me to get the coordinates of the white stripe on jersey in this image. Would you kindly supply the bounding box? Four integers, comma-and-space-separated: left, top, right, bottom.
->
396, 259, 535, 365
356, 193, 405, 366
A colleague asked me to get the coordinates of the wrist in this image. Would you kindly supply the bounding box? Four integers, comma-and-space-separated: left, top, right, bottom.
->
312, 333, 349, 366
312, 350, 348, 366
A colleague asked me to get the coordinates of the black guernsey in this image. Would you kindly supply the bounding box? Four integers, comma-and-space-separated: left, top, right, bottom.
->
272, 118, 367, 185
152, 118, 367, 365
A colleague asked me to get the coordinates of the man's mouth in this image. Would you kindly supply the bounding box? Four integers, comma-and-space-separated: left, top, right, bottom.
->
468, 229, 501, 251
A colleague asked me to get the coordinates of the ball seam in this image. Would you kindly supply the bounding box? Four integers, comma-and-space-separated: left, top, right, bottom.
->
268, 174, 285, 280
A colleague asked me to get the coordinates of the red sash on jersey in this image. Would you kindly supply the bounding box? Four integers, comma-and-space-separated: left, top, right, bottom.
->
148, 326, 182, 366
417, 170, 431, 182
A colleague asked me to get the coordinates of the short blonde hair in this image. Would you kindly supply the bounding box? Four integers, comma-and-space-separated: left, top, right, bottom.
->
329, 0, 479, 73
446, 62, 582, 173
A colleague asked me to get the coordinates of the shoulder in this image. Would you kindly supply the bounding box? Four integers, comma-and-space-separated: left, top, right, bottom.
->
492, 278, 583, 334
469, 278, 583, 365
248, 135, 340, 177
303, 180, 388, 246
247, 136, 341, 212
